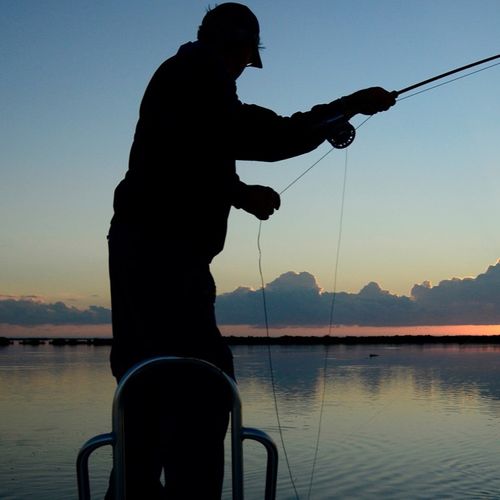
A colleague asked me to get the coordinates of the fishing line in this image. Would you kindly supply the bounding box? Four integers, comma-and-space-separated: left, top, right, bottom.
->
307, 148, 349, 500
397, 61, 500, 101
279, 115, 372, 197
279, 148, 335, 196
255, 55, 499, 497
258, 221, 301, 500
396, 54, 500, 96
258, 142, 356, 498
258, 117, 371, 499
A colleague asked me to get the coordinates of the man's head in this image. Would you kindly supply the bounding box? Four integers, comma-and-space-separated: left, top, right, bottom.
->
198, 2, 262, 75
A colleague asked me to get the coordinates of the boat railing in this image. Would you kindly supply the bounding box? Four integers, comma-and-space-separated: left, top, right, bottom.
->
76, 356, 278, 499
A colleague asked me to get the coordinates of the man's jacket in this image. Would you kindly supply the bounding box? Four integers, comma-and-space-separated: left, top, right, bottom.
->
111, 41, 343, 262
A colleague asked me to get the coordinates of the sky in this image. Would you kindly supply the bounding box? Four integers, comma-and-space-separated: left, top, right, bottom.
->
1, 0, 499, 336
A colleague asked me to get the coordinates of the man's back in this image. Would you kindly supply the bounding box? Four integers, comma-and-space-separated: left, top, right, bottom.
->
111, 41, 241, 261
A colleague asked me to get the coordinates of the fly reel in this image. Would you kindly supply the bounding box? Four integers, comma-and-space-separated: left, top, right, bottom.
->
326, 121, 356, 149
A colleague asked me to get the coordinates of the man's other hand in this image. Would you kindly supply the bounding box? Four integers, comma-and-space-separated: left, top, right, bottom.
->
239, 185, 281, 220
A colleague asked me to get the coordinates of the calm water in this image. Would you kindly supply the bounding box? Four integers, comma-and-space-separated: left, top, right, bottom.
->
2, 342, 500, 499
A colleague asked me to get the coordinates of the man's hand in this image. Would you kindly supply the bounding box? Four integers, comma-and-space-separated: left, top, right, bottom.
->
238, 185, 281, 220
344, 87, 397, 116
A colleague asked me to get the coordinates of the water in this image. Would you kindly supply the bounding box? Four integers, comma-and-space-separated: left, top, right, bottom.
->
2, 342, 500, 499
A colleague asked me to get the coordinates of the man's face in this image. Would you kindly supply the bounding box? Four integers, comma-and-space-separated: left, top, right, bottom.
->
226, 43, 256, 80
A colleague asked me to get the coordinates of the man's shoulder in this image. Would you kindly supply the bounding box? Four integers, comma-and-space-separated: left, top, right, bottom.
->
158, 42, 212, 71
146, 42, 213, 84
150, 41, 234, 96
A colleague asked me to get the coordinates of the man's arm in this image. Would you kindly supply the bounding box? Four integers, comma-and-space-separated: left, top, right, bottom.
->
231, 88, 395, 162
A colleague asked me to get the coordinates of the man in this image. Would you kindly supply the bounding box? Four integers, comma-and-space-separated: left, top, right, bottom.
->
107, 2, 395, 498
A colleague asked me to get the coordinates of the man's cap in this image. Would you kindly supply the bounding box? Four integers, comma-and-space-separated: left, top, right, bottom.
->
198, 2, 262, 68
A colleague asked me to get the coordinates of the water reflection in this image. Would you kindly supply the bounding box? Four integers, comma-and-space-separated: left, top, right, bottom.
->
236, 344, 500, 414
2, 343, 500, 499
234, 344, 500, 499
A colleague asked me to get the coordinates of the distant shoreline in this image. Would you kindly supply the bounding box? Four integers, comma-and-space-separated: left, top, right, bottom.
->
4, 335, 500, 347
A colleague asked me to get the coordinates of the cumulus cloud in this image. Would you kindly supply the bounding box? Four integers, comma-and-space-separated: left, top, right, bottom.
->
216, 272, 413, 326
410, 262, 500, 324
3, 261, 500, 327
216, 261, 500, 327
0, 297, 111, 325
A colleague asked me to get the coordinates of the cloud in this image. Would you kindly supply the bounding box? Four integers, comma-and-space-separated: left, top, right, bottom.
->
216, 261, 500, 327
410, 262, 500, 324
216, 272, 413, 326
0, 297, 111, 325
3, 261, 500, 328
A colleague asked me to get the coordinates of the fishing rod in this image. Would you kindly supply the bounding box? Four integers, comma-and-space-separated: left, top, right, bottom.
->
328, 53, 500, 149
396, 52, 500, 95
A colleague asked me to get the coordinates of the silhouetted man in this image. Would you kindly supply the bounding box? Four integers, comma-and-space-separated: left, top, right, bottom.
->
106, 2, 395, 498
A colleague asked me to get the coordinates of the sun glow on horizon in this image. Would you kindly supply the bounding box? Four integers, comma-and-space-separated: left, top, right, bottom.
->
3, 324, 500, 339
219, 324, 500, 337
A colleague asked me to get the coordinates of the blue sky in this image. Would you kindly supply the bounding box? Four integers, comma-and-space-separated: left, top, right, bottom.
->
1, 1, 499, 332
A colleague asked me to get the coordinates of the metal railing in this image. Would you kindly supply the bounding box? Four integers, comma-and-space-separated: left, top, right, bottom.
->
76, 356, 278, 499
